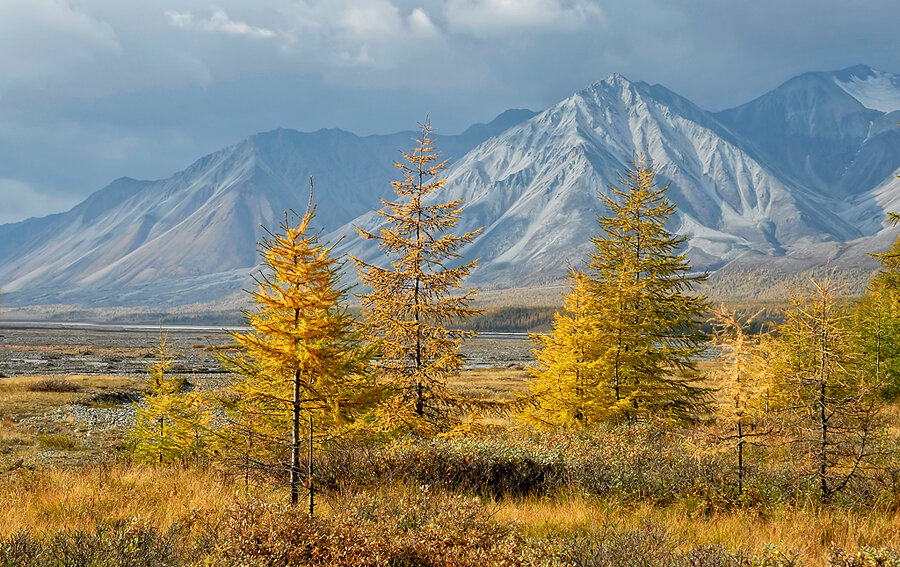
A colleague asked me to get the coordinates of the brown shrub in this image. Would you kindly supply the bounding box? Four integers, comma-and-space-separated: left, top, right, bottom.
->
27, 378, 80, 393
206, 491, 542, 567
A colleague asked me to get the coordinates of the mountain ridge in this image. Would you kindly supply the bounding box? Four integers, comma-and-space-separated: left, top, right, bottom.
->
1, 68, 898, 307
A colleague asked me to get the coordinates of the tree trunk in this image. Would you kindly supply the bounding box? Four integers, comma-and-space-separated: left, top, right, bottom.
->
819, 378, 829, 504
737, 420, 744, 497
308, 413, 314, 518
818, 292, 830, 505
290, 367, 301, 506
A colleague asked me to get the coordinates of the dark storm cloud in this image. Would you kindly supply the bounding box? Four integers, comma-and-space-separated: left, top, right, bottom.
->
0, 0, 897, 223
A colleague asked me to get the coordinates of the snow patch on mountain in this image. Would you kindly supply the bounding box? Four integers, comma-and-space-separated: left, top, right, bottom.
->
834, 68, 900, 112
1, 68, 898, 307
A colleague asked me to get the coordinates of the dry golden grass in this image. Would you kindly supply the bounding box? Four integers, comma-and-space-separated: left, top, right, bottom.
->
1, 343, 155, 359
3, 463, 894, 566
0, 367, 897, 565
0, 374, 147, 469
448, 367, 531, 427
495, 493, 900, 566
449, 367, 531, 401
0, 374, 143, 418
0, 463, 259, 537
0, 416, 29, 447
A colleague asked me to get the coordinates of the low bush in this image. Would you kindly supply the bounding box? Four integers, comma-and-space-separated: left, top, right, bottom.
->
0, 520, 194, 567
1, 491, 897, 566
303, 423, 894, 509
206, 493, 542, 567
27, 378, 80, 393
36, 433, 81, 451
827, 547, 900, 567
368, 425, 779, 505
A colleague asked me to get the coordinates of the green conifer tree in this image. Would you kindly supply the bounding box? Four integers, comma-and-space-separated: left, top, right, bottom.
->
853, 212, 900, 398
525, 157, 710, 426
586, 157, 711, 422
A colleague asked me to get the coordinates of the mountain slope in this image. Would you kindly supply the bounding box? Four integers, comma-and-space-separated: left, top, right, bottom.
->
343, 75, 862, 288
0, 111, 535, 305
1, 67, 898, 308
717, 64, 900, 202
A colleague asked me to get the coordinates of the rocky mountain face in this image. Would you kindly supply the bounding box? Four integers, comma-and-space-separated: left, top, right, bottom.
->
0, 111, 536, 306
1, 66, 898, 307
717, 65, 900, 203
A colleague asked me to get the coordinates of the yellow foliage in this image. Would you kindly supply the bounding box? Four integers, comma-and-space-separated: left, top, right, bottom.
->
521, 270, 617, 429
355, 119, 482, 431
524, 157, 711, 427
218, 193, 376, 493
131, 334, 213, 464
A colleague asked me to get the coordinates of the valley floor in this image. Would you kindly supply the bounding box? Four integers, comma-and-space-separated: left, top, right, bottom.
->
0, 328, 898, 566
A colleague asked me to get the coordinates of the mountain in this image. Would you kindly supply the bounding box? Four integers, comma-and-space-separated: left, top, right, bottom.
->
0, 111, 536, 306
343, 74, 865, 288
717, 65, 900, 201
0, 66, 898, 308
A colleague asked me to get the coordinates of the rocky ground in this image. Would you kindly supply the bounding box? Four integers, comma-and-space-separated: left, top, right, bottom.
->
0, 323, 534, 469
0, 323, 233, 378
0, 323, 533, 378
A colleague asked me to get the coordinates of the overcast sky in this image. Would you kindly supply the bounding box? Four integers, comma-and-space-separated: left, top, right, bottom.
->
1, 0, 897, 224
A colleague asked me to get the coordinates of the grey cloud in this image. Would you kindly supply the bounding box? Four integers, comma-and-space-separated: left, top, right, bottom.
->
0, 178, 80, 224
442, 0, 604, 35
0, 0, 119, 92
0, 0, 898, 224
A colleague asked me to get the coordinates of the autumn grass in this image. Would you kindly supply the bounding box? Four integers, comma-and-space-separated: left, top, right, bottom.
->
449, 367, 530, 401
0, 464, 896, 566
494, 492, 900, 566
0, 463, 253, 537
0, 374, 146, 470
1, 368, 898, 565
0, 374, 143, 418
0, 417, 29, 447
35, 433, 82, 451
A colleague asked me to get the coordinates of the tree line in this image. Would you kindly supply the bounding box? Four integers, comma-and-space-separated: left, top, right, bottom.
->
130, 119, 900, 508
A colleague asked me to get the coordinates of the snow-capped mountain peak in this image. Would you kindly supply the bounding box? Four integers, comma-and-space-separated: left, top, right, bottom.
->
832, 64, 900, 113
1, 66, 898, 307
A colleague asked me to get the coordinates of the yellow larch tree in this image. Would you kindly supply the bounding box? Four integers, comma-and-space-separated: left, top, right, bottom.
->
709, 306, 772, 496
131, 334, 214, 464
520, 269, 613, 429
354, 119, 482, 432
774, 277, 882, 504
218, 185, 375, 508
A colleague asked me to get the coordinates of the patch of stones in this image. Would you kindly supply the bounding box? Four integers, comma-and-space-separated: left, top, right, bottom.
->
22, 403, 138, 432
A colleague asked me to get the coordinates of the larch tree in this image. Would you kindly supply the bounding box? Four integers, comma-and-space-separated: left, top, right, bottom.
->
853, 212, 900, 399
218, 182, 375, 509
354, 119, 482, 432
775, 277, 882, 504
709, 306, 772, 496
521, 269, 612, 429
131, 334, 213, 464
586, 157, 711, 422
524, 157, 710, 427
852, 285, 900, 399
